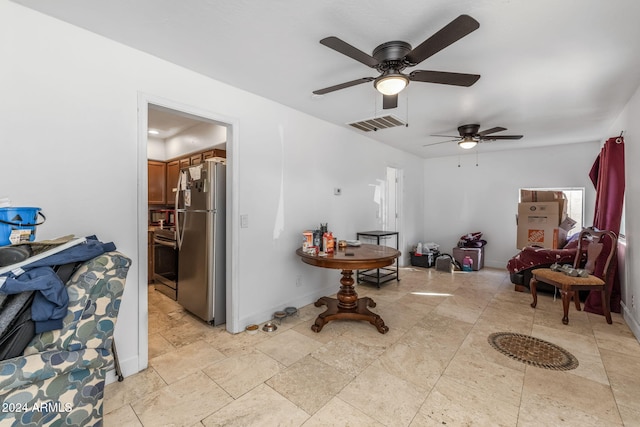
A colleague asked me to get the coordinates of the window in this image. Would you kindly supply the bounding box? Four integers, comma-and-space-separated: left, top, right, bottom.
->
519, 187, 585, 235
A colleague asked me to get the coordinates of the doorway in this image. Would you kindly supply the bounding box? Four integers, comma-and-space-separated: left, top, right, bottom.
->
137, 94, 239, 372
384, 166, 404, 262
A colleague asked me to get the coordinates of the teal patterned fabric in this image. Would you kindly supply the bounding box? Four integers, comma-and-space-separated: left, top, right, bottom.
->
0, 251, 131, 426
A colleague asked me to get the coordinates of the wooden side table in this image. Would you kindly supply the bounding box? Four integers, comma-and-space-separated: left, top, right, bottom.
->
296, 244, 400, 333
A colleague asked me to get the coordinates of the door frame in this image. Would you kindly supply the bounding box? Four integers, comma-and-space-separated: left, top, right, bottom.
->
137, 93, 240, 371
385, 165, 404, 264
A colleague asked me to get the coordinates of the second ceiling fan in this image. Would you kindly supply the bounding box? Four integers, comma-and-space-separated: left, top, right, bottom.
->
313, 14, 481, 109
426, 124, 524, 149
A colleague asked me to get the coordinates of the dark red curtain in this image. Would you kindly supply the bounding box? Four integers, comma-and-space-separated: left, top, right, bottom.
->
584, 136, 625, 314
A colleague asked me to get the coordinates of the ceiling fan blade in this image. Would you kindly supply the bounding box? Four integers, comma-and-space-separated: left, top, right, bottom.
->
320, 36, 379, 67
409, 70, 480, 87
478, 127, 507, 136
383, 94, 398, 109
423, 139, 459, 147
429, 134, 459, 138
405, 14, 480, 65
313, 77, 375, 95
481, 135, 523, 140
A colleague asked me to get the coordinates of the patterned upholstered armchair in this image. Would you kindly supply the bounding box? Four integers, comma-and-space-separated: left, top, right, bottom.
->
0, 251, 131, 426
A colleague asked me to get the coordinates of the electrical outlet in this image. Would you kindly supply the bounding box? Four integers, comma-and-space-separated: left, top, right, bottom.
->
240, 214, 249, 228
296, 275, 303, 287
632, 294, 636, 308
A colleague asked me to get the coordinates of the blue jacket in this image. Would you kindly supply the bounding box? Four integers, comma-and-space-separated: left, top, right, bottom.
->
0, 237, 116, 333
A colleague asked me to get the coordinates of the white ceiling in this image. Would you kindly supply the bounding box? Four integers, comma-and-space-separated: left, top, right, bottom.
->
147, 107, 207, 140
13, 0, 640, 158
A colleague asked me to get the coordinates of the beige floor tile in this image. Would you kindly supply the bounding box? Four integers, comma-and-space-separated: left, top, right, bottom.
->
204, 326, 270, 356
266, 355, 353, 415
158, 314, 215, 348
202, 349, 284, 398
135, 267, 639, 427
530, 294, 594, 336
338, 359, 426, 426
201, 384, 309, 426
148, 332, 175, 359
593, 326, 640, 357
600, 348, 640, 413
517, 393, 623, 427
302, 397, 385, 427
150, 340, 225, 384
104, 367, 167, 414
104, 404, 143, 426
521, 366, 622, 425
291, 317, 346, 344
443, 351, 524, 407
311, 336, 386, 376
433, 294, 488, 324
255, 329, 323, 366
617, 402, 640, 427
412, 375, 519, 427
132, 371, 233, 426
531, 324, 609, 385
376, 319, 470, 392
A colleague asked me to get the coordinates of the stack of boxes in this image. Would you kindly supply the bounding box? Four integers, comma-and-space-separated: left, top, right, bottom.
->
516, 190, 576, 249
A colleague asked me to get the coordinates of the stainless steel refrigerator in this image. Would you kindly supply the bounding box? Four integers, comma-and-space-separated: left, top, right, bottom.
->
175, 160, 226, 325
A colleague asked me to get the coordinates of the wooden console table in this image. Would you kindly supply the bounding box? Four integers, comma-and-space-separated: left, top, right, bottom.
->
296, 244, 401, 334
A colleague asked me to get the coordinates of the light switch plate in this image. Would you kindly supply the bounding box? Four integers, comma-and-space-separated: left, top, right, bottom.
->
240, 214, 249, 228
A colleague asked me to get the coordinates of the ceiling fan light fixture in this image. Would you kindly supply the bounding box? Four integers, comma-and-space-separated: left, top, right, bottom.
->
374, 73, 409, 96
458, 136, 477, 149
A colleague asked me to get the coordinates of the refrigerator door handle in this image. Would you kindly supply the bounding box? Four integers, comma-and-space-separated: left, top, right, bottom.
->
175, 172, 185, 250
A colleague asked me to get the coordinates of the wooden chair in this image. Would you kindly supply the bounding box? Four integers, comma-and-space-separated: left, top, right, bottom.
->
529, 228, 617, 325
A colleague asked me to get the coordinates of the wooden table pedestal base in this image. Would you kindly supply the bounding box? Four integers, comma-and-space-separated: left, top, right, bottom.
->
311, 269, 389, 334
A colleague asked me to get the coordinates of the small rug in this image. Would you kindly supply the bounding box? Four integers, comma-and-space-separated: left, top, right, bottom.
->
488, 332, 579, 371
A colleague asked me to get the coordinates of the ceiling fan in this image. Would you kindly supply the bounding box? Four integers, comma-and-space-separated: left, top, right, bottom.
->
425, 124, 524, 149
313, 14, 481, 110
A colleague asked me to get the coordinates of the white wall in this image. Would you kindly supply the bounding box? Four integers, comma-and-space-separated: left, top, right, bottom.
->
423, 142, 600, 268
0, 1, 424, 377
147, 136, 166, 160
608, 85, 640, 340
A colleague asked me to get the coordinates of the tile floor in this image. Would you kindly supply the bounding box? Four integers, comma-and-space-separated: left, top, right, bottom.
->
104, 267, 640, 426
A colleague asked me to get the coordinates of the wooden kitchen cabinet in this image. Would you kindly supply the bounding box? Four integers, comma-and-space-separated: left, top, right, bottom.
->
149, 149, 226, 205
148, 160, 167, 205
190, 153, 203, 165
165, 160, 180, 205
203, 149, 226, 160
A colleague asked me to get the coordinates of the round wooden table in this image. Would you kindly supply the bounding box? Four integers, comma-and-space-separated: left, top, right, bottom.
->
296, 243, 401, 334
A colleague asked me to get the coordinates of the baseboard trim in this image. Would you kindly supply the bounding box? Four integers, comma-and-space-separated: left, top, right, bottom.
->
621, 302, 640, 344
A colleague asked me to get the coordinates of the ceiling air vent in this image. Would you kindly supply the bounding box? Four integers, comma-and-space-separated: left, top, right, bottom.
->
347, 115, 407, 132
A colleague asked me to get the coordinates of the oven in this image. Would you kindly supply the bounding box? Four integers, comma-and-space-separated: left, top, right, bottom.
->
153, 228, 178, 300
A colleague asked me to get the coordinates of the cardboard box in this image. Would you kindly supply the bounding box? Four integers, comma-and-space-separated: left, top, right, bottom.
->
517, 202, 565, 225
520, 191, 567, 218
517, 225, 567, 249
516, 202, 565, 249
452, 247, 484, 271
520, 189, 564, 203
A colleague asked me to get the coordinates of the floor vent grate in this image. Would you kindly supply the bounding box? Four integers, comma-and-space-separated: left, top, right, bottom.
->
347, 115, 407, 132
